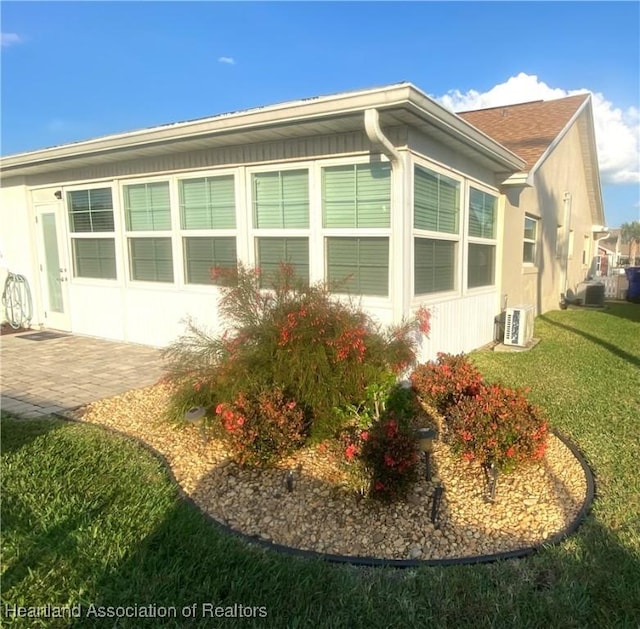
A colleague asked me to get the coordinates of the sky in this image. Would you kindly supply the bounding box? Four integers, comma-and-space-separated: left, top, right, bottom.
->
1, 1, 639, 228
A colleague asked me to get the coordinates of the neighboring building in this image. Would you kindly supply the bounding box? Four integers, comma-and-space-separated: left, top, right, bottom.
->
459, 95, 605, 313
0, 83, 605, 359
600, 229, 639, 268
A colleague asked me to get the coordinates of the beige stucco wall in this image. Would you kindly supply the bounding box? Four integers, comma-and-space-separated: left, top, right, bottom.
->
500, 114, 596, 314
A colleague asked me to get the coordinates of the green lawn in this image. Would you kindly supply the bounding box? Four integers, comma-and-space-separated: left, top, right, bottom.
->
2, 303, 639, 628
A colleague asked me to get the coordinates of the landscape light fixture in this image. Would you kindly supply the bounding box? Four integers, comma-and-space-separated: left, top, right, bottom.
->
483, 462, 499, 502
430, 482, 444, 526
285, 469, 295, 492
415, 427, 438, 481
184, 406, 208, 442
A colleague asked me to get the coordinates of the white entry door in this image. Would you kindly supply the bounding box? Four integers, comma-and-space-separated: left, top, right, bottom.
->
35, 203, 72, 331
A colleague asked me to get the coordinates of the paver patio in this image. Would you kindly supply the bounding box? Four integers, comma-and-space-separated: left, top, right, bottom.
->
1, 331, 164, 417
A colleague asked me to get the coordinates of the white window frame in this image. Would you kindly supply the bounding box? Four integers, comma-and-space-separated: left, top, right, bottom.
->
412, 157, 464, 300
176, 167, 239, 288
64, 181, 120, 284
119, 175, 177, 287
465, 184, 498, 292
318, 155, 393, 303
246, 163, 312, 286
523, 214, 539, 267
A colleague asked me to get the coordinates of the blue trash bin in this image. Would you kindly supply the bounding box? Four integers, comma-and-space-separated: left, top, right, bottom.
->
624, 267, 640, 302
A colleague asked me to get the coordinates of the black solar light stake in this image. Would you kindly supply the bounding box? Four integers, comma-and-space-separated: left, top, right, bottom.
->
415, 428, 438, 482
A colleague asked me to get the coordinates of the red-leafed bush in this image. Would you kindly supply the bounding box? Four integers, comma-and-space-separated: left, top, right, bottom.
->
360, 415, 419, 501
410, 353, 484, 414
214, 387, 306, 467
445, 384, 549, 472
164, 263, 431, 443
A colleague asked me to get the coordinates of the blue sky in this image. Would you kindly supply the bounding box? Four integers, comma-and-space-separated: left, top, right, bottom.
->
2, 1, 639, 227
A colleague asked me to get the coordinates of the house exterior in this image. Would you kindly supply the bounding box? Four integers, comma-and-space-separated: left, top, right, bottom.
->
459, 95, 605, 313
0, 83, 605, 359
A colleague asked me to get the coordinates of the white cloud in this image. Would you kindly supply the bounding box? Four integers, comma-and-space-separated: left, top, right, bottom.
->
218, 56, 235, 65
436, 72, 640, 185
1, 32, 23, 47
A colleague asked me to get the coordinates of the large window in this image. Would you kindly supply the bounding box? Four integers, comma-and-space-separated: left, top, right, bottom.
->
414, 166, 459, 233
322, 163, 391, 228
414, 165, 461, 295
123, 181, 173, 282
253, 170, 309, 228
414, 238, 456, 294
180, 176, 236, 230
184, 237, 236, 285
326, 237, 389, 296
124, 182, 171, 231
523, 215, 539, 264
322, 163, 391, 297
67, 187, 116, 279
129, 237, 174, 283
252, 169, 309, 286
256, 237, 309, 286
180, 175, 237, 285
467, 188, 497, 288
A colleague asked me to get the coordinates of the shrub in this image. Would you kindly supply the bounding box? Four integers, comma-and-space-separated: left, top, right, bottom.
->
214, 387, 306, 467
360, 414, 419, 501
164, 263, 430, 443
162, 373, 220, 428
410, 353, 484, 415
445, 383, 549, 472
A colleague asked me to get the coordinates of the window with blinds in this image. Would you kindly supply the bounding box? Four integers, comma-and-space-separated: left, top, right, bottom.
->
180, 176, 236, 229
468, 188, 497, 239
468, 243, 495, 289
184, 237, 237, 285
124, 182, 171, 231
253, 170, 309, 228
129, 237, 174, 283
414, 238, 456, 295
72, 238, 116, 280
256, 237, 309, 286
322, 163, 391, 228
414, 166, 459, 233
326, 237, 389, 296
68, 187, 117, 279
68, 188, 114, 232
467, 188, 497, 288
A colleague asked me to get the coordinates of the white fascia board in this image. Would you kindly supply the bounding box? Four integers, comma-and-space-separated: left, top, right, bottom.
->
0, 82, 525, 174
0, 84, 415, 167
403, 86, 526, 171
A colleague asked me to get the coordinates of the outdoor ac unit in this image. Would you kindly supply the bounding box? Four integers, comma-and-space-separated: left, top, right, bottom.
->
504, 305, 535, 347
576, 281, 605, 307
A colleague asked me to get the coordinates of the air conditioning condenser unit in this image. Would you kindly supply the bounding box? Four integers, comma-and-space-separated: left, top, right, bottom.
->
503, 305, 535, 347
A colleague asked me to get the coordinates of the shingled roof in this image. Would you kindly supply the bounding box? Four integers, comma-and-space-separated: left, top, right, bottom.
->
458, 93, 589, 170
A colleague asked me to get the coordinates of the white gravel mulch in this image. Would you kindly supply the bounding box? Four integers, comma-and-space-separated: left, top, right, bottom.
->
72, 384, 589, 562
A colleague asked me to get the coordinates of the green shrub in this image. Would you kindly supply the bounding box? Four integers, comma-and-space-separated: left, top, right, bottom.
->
164, 263, 427, 443
214, 387, 307, 467
360, 414, 419, 501
410, 352, 484, 415
445, 383, 549, 472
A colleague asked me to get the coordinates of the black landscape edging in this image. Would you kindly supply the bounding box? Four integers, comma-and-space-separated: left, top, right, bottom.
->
55, 415, 596, 569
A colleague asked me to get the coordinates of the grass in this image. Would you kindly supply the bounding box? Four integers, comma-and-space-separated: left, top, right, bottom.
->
2, 302, 639, 628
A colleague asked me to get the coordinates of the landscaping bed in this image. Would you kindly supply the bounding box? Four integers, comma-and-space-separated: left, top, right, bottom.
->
72, 384, 588, 562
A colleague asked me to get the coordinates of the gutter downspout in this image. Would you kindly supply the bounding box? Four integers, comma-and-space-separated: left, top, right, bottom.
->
559, 192, 572, 308
363, 108, 408, 325
364, 109, 401, 164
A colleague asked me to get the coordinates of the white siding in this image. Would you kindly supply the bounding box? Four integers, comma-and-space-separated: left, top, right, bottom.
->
413, 291, 499, 362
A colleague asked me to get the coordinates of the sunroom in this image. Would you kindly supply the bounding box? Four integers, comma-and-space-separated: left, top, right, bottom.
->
0, 83, 525, 358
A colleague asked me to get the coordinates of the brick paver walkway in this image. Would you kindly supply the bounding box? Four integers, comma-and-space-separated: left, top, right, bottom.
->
1, 331, 165, 418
